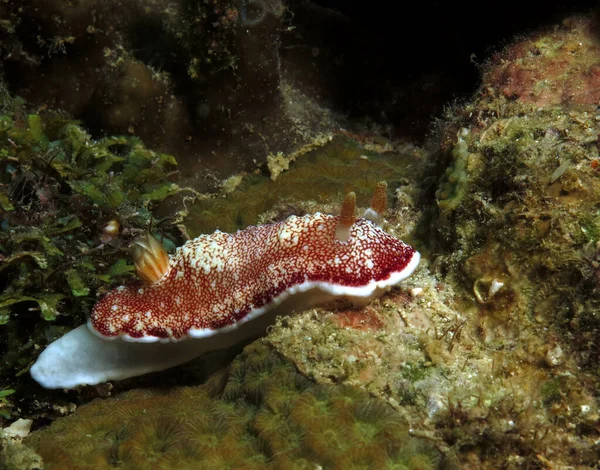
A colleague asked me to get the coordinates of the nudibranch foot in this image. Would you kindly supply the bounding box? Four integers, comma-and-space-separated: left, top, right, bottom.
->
29, 279, 401, 389
30, 310, 278, 389
30, 324, 204, 389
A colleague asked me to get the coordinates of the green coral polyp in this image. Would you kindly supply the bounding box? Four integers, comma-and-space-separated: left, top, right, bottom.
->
26, 343, 443, 469
184, 135, 423, 236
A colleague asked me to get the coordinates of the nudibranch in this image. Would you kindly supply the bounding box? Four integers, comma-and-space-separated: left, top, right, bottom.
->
30, 182, 420, 389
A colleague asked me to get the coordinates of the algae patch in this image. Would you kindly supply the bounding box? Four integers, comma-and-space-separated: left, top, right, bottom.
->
0, 95, 191, 421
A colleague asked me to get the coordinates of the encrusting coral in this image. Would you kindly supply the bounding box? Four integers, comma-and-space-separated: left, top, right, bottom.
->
184, 135, 425, 236
25, 342, 445, 469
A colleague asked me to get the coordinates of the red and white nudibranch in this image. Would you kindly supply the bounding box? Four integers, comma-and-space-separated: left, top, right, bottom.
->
30, 183, 420, 388
91, 184, 419, 341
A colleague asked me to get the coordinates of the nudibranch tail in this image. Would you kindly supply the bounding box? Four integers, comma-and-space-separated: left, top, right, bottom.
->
335, 191, 356, 241
132, 234, 170, 284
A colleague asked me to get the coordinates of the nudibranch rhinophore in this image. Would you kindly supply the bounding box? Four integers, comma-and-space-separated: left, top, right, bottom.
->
30, 182, 420, 389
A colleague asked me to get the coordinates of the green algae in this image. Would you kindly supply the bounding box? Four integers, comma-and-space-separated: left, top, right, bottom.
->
0, 94, 189, 421
435, 128, 471, 212
25, 342, 445, 470
0, 108, 179, 321
0, 388, 15, 420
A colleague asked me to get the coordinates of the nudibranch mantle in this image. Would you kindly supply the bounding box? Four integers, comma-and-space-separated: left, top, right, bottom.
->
91, 212, 419, 342
30, 189, 420, 389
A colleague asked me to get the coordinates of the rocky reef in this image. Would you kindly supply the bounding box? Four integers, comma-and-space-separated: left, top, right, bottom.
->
1, 3, 600, 470
0, 0, 338, 182
432, 14, 600, 381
